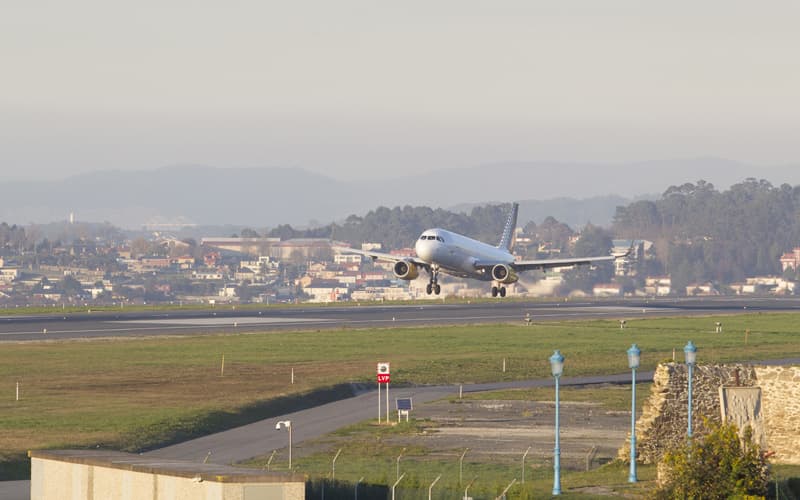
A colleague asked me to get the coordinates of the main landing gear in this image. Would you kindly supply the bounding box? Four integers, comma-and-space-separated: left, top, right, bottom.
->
426, 268, 441, 295
491, 285, 507, 298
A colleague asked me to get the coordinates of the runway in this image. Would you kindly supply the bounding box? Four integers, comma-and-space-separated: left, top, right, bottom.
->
1, 297, 799, 342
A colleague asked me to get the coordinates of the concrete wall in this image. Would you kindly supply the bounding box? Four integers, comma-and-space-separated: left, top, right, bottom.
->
30, 450, 304, 500
624, 363, 800, 465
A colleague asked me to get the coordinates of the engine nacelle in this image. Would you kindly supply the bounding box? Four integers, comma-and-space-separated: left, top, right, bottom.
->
491, 264, 518, 284
393, 260, 420, 280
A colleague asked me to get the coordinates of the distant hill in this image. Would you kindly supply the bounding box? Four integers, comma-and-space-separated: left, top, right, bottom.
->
2, 159, 798, 228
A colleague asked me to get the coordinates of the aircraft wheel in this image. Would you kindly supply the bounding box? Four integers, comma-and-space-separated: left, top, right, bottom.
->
491, 286, 498, 297
499, 287, 506, 298
434, 284, 441, 295
426, 284, 432, 295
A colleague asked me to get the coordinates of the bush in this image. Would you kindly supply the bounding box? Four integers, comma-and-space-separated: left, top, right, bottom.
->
655, 420, 769, 499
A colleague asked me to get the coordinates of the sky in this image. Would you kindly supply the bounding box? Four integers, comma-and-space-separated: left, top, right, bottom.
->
2, 1, 800, 182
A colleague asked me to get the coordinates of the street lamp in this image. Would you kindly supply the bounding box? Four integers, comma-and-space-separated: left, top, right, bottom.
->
627, 344, 641, 483
684, 341, 697, 437
396, 447, 406, 481
355, 476, 364, 500
331, 448, 342, 480
522, 446, 531, 484
459, 448, 469, 486
549, 349, 565, 496
275, 420, 292, 470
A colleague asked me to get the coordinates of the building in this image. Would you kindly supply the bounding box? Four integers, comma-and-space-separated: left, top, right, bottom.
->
302, 279, 348, 302
268, 239, 344, 261
334, 254, 363, 265
611, 239, 650, 277
201, 237, 280, 255
593, 283, 622, 297
644, 276, 671, 296
780, 247, 800, 272
685, 282, 718, 296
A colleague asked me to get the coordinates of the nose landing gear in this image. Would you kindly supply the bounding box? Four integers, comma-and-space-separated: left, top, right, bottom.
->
426, 269, 441, 295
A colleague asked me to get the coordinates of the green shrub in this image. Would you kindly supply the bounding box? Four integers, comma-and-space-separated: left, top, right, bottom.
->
655, 420, 769, 499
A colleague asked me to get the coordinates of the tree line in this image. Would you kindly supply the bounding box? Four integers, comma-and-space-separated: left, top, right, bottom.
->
263, 178, 800, 293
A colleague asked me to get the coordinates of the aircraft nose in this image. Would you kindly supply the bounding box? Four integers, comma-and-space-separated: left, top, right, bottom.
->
415, 240, 435, 262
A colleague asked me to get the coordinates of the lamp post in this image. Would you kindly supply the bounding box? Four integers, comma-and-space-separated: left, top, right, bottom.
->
396, 447, 406, 481
355, 476, 364, 500
627, 344, 641, 483
522, 446, 531, 484
391, 472, 405, 500
684, 341, 697, 438
550, 349, 565, 496
428, 474, 441, 500
463, 476, 477, 500
275, 420, 292, 470
459, 448, 469, 486
331, 448, 342, 480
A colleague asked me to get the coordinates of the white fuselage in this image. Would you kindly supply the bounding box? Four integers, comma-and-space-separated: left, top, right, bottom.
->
414, 228, 513, 281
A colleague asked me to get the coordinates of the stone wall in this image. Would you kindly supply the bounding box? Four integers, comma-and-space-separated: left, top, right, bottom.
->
623, 363, 800, 465
623, 363, 759, 464
753, 365, 800, 464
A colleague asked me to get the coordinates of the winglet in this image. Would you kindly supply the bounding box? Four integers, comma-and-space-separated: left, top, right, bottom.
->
612, 241, 637, 258
497, 203, 519, 251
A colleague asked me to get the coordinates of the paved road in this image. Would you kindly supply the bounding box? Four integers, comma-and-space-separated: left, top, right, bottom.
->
2, 297, 798, 342
146, 371, 647, 465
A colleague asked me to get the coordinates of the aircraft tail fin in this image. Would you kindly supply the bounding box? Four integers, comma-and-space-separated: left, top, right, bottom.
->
497, 202, 519, 251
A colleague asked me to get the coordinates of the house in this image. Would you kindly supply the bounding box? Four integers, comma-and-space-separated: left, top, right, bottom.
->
301, 279, 349, 303
644, 276, 671, 296
171, 256, 196, 270
686, 283, 718, 296
780, 248, 800, 272
334, 254, 362, 265
201, 237, 280, 255
593, 283, 622, 297
193, 270, 224, 280
0, 267, 20, 284
740, 276, 796, 295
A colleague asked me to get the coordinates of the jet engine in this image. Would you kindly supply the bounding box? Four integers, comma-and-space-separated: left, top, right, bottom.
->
491, 264, 518, 284
393, 260, 420, 280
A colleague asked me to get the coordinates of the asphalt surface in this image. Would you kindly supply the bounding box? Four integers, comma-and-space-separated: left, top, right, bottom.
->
2, 297, 799, 342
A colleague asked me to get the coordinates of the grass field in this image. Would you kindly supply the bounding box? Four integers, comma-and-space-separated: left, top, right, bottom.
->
1, 312, 799, 481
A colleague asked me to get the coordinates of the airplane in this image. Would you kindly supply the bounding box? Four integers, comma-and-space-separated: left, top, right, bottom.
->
334, 203, 628, 297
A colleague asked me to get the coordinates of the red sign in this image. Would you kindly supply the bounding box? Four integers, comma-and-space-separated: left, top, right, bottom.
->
377, 373, 391, 384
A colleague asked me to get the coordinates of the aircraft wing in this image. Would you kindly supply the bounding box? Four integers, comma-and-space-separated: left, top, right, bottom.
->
508, 255, 616, 272
332, 246, 430, 268
473, 252, 625, 272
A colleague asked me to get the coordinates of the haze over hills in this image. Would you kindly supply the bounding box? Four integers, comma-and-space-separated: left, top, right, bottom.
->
2, 158, 799, 229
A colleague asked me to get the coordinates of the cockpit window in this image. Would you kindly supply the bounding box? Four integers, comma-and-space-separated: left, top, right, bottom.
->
436, 236, 444, 242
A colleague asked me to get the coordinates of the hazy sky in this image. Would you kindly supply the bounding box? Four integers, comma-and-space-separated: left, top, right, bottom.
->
3, 1, 799, 181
